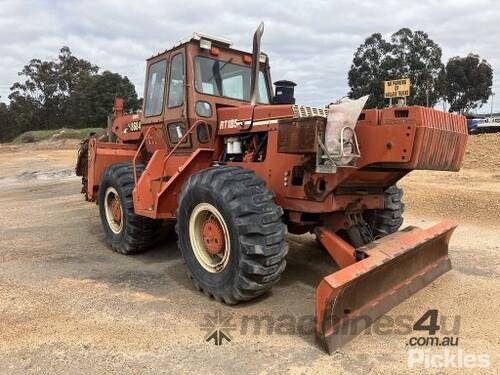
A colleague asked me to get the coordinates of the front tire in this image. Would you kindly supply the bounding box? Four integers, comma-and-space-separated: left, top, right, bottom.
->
176, 166, 288, 304
98, 163, 161, 254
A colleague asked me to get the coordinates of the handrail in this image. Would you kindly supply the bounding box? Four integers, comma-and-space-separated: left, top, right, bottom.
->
157, 120, 210, 194
132, 126, 155, 184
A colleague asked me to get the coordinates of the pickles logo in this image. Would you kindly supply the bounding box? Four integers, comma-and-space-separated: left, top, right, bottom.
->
200, 310, 236, 346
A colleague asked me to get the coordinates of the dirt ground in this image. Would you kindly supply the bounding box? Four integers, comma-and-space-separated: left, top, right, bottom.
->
0, 135, 498, 374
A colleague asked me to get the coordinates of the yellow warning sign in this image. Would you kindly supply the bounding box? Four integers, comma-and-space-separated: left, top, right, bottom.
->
384, 79, 411, 98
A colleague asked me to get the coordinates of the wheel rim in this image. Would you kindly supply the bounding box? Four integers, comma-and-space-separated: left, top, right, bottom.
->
189, 203, 231, 273
104, 186, 123, 234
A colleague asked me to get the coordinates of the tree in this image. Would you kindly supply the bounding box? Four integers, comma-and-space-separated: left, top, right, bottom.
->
390, 28, 445, 107
4, 94, 37, 138
445, 54, 493, 113
348, 33, 394, 108
348, 29, 445, 108
57, 46, 98, 94
9, 58, 61, 130
5, 46, 140, 140
0, 100, 17, 142
66, 70, 140, 128
8, 47, 98, 131
88, 71, 140, 127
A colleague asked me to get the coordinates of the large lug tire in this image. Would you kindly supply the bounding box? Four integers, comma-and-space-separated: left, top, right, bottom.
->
76, 138, 90, 200
98, 162, 161, 254
364, 185, 405, 238
176, 166, 288, 304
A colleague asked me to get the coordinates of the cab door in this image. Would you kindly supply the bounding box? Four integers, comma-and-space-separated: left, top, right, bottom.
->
163, 49, 191, 150
141, 52, 169, 154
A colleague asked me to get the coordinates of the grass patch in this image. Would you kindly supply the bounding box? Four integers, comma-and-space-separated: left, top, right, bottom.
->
13, 128, 105, 144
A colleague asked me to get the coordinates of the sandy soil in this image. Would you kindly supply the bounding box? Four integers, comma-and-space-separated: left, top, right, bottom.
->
0, 135, 498, 374
400, 133, 500, 226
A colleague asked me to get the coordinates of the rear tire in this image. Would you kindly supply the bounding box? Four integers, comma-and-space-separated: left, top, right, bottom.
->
364, 185, 405, 238
176, 166, 288, 304
98, 162, 161, 254
76, 138, 90, 200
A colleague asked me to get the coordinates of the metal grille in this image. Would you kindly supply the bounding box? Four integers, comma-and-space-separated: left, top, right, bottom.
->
292, 105, 327, 118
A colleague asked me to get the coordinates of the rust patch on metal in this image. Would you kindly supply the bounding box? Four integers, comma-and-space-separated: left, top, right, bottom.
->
277, 117, 325, 154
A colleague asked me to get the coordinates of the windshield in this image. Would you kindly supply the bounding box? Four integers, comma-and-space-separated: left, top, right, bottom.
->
194, 56, 270, 104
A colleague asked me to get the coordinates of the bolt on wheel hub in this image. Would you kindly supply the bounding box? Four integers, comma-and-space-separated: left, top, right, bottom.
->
201, 217, 225, 255
104, 187, 123, 234
110, 197, 122, 222
189, 203, 231, 273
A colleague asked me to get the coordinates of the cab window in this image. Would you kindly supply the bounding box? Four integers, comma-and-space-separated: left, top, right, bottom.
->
144, 59, 167, 116
168, 53, 184, 107
194, 56, 270, 103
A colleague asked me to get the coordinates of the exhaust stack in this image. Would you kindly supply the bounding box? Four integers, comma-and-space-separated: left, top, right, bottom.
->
250, 22, 264, 106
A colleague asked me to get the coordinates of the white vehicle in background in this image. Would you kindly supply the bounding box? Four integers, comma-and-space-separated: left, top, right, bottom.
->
467, 116, 500, 133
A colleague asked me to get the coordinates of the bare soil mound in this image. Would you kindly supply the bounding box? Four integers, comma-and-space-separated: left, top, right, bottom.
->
401, 132, 500, 226
463, 132, 500, 169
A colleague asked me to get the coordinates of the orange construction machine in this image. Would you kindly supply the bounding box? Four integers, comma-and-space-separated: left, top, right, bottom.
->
76, 24, 468, 353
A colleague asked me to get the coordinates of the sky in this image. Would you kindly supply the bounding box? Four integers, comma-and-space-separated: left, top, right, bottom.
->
0, 0, 499, 112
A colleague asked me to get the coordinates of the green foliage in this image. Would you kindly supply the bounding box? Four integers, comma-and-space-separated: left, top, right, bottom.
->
348, 28, 445, 108
0, 101, 17, 142
445, 54, 493, 113
2, 47, 140, 142
348, 33, 393, 109
390, 28, 446, 107
348, 29, 493, 112
66, 70, 140, 128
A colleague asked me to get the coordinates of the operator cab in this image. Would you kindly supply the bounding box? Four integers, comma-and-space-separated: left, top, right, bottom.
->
140, 32, 273, 153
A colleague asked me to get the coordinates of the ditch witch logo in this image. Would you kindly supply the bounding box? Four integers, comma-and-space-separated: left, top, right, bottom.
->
200, 310, 236, 346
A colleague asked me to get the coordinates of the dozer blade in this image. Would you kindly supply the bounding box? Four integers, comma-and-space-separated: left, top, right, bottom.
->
316, 220, 456, 353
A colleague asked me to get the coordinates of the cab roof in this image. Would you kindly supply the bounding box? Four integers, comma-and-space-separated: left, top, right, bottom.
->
174, 32, 233, 48
147, 32, 234, 61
